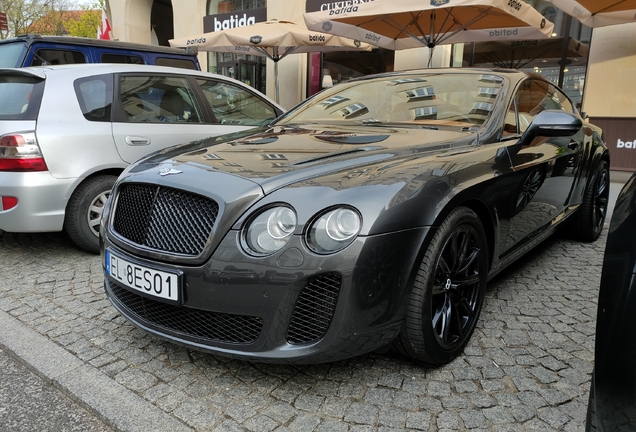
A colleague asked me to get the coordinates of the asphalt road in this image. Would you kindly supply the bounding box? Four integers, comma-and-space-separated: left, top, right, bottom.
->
0, 173, 629, 432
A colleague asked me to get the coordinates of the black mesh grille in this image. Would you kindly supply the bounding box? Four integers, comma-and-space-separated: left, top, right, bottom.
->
286, 273, 342, 344
112, 183, 219, 256
107, 280, 262, 344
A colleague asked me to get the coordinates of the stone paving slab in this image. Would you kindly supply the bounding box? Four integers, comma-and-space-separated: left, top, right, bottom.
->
0, 228, 605, 431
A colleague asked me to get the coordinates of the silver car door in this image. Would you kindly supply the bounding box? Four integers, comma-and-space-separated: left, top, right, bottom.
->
112, 73, 219, 164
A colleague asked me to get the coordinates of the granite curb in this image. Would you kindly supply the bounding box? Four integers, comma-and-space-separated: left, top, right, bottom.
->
0, 309, 193, 432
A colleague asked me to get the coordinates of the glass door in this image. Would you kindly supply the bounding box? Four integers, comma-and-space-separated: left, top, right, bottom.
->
238, 60, 258, 90
218, 61, 238, 80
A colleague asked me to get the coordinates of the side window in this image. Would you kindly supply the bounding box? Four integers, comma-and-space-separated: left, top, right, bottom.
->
155, 57, 197, 70
503, 100, 518, 136
197, 79, 279, 126
513, 79, 576, 134
30, 49, 86, 66
101, 53, 144, 64
74, 74, 113, 122
551, 87, 575, 114
514, 79, 553, 133
0, 74, 45, 120
119, 75, 203, 123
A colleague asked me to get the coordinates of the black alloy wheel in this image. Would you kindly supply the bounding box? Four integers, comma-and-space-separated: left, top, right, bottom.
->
431, 225, 483, 349
394, 207, 488, 366
572, 160, 609, 242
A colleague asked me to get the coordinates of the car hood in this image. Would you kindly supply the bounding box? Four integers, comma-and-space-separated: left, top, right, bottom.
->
113, 124, 482, 261
132, 123, 478, 195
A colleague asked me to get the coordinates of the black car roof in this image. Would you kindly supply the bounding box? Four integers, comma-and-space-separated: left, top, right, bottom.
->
0, 34, 198, 56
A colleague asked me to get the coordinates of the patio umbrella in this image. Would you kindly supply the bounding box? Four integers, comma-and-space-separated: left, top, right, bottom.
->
169, 19, 372, 103
303, 0, 555, 66
471, 36, 588, 68
546, 0, 636, 27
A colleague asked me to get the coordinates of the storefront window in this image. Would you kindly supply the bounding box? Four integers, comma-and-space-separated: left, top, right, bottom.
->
207, 0, 266, 14
205, 0, 267, 94
307, 49, 394, 98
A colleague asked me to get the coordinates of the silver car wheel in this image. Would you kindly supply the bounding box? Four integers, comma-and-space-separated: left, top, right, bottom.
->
87, 190, 110, 238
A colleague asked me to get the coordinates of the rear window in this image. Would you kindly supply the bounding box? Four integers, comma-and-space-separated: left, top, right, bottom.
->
0, 42, 28, 67
155, 57, 197, 70
30, 49, 87, 66
0, 74, 45, 120
73, 74, 113, 122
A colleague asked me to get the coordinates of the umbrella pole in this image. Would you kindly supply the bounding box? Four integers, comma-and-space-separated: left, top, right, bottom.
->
275, 60, 279, 104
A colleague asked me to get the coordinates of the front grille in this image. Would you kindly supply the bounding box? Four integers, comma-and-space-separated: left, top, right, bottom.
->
286, 273, 342, 344
112, 183, 219, 256
107, 280, 263, 344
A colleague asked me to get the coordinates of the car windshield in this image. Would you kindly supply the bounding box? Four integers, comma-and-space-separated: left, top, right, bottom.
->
278, 72, 505, 128
0, 42, 27, 68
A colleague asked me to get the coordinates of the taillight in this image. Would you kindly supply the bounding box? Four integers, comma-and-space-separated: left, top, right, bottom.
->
1, 197, 18, 210
0, 131, 48, 172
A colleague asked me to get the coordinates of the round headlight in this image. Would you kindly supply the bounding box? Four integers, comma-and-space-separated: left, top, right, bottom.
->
244, 206, 297, 255
307, 208, 361, 254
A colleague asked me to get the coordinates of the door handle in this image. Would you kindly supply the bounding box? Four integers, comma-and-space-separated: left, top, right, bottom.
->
568, 141, 579, 150
125, 136, 151, 146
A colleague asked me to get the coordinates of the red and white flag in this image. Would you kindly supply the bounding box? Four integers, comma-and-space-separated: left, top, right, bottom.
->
97, 9, 112, 40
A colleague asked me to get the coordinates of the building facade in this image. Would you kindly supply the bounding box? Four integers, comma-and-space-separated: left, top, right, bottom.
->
106, 0, 636, 170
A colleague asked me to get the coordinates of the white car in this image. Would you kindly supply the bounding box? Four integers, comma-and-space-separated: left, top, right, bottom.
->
0, 63, 283, 253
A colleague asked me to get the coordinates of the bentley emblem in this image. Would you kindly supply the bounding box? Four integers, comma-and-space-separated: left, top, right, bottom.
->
158, 168, 183, 176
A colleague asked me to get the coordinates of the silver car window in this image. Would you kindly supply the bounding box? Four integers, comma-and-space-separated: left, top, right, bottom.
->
119, 75, 203, 124
74, 74, 113, 122
0, 74, 45, 120
196, 78, 279, 126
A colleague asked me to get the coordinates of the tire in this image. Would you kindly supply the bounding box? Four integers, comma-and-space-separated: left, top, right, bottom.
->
64, 175, 116, 254
572, 160, 609, 242
394, 207, 488, 366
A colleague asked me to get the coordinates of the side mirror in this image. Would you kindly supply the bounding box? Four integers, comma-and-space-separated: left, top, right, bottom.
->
520, 110, 582, 145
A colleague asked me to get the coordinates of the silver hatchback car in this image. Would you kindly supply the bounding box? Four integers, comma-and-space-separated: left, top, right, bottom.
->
0, 63, 283, 253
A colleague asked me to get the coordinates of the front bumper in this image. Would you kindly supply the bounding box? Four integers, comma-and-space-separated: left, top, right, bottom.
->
103, 227, 429, 364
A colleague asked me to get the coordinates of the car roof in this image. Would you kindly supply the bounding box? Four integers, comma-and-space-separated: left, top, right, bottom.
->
0, 63, 284, 109
0, 63, 239, 83
0, 34, 198, 56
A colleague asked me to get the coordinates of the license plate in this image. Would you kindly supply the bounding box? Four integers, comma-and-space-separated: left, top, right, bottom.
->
105, 249, 180, 303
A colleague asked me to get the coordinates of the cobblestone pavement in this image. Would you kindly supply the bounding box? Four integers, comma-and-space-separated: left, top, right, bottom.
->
0, 228, 605, 432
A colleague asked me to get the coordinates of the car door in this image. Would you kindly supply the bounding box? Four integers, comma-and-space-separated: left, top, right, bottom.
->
501, 78, 584, 253
111, 73, 220, 164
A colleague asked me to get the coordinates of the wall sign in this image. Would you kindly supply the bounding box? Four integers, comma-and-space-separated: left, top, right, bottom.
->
203, 8, 267, 33
589, 117, 636, 171
305, 0, 375, 13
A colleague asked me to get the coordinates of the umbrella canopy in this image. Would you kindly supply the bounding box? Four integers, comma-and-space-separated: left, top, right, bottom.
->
546, 0, 636, 27
169, 19, 372, 103
303, 0, 555, 56
471, 36, 588, 68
